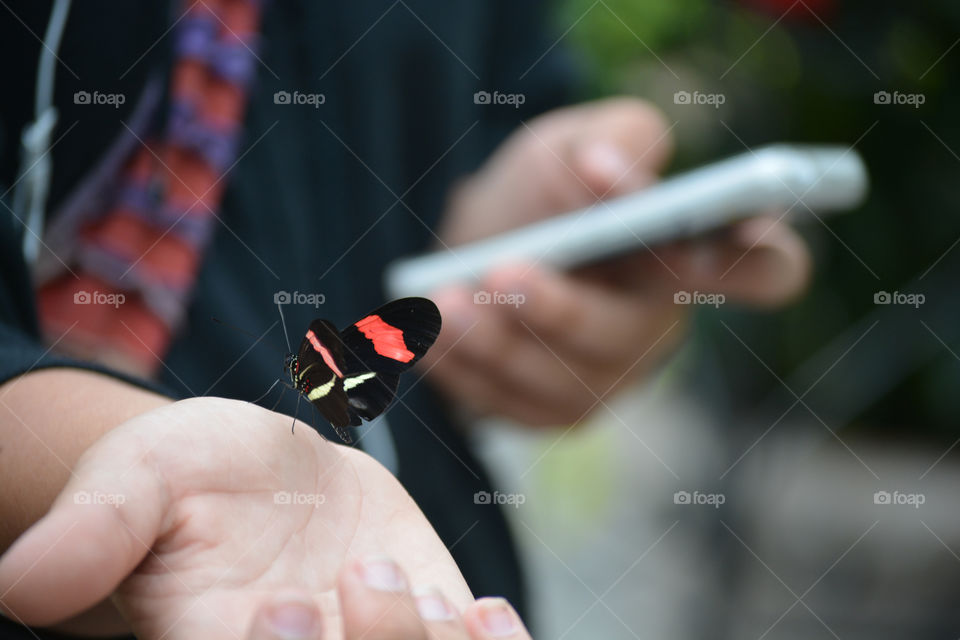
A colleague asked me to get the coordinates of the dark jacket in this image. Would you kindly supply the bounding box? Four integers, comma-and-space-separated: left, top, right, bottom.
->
0, 1, 573, 636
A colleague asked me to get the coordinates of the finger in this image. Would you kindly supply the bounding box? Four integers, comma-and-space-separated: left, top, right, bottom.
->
339, 555, 426, 640
246, 591, 323, 640
413, 587, 471, 640
467, 329, 639, 417
432, 288, 515, 370
427, 350, 582, 427
567, 97, 674, 197
428, 269, 686, 425
491, 98, 673, 221
486, 264, 688, 365
462, 598, 531, 640
333, 449, 475, 612
659, 216, 812, 307
426, 291, 594, 423
431, 334, 651, 428
0, 435, 166, 626
442, 310, 620, 414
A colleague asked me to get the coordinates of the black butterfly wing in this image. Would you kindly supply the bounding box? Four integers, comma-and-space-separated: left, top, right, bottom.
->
297, 319, 344, 367
337, 298, 441, 424
296, 319, 351, 431
343, 372, 401, 425
338, 298, 442, 375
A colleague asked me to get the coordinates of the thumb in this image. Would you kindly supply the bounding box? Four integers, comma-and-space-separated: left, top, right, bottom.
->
0, 437, 165, 626
569, 97, 674, 198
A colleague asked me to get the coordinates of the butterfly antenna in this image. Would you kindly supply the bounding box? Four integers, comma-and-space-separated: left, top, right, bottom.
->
276, 301, 293, 353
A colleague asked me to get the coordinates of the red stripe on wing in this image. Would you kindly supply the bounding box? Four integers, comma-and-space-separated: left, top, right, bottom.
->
355, 314, 415, 362
306, 329, 344, 377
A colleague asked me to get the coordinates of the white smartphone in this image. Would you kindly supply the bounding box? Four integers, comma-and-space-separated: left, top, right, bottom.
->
384, 144, 868, 298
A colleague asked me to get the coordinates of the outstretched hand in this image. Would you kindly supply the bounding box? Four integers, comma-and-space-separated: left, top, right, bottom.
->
0, 397, 532, 639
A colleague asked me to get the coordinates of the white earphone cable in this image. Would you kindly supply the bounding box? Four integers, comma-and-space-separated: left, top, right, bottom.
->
13, 0, 72, 264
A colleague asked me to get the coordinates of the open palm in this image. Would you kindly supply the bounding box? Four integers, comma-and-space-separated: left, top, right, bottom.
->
0, 397, 473, 639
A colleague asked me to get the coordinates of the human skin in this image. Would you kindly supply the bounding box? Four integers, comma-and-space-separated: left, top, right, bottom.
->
0, 387, 535, 639
0, 96, 810, 639
427, 97, 810, 426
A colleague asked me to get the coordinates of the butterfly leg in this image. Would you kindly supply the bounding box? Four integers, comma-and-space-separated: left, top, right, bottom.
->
290, 393, 302, 434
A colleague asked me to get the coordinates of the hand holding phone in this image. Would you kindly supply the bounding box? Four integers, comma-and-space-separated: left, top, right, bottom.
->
385, 144, 867, 297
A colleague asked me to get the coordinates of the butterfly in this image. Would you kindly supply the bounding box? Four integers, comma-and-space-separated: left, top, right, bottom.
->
283, 297, 441, 443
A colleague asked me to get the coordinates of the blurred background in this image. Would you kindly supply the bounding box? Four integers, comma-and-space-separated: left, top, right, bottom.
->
473, 1, 960, 638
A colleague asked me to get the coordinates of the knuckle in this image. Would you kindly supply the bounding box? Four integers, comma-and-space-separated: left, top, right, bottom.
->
601, 96, 668, 131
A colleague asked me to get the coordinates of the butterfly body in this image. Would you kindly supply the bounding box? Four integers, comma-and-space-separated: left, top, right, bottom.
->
284, 297, 441, 442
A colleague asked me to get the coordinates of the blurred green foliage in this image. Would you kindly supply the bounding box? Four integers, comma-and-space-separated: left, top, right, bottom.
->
554, 0, 711, 74
555, 0, 960, 441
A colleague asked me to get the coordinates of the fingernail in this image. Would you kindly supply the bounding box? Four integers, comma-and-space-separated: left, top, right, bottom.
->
580, 143, 630, 180
414, 586, 456, 621
478, 598, 520, 636
267, 594, 319, 639
361, 555, 408, 592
